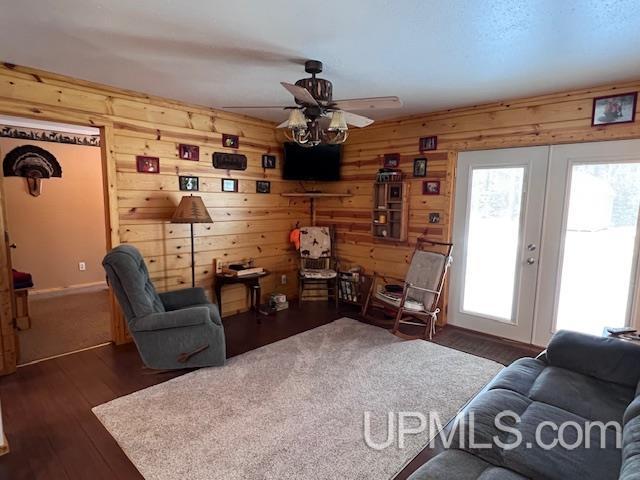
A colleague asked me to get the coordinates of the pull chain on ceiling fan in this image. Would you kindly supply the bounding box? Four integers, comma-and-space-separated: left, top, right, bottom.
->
224, 60, 402, 147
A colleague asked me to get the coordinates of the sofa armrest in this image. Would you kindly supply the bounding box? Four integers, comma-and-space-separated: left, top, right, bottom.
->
159, 287, 209, 311
131, 306, 210, 332
546, 330, 640, 387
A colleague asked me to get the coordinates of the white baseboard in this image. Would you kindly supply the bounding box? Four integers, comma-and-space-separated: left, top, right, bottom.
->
30, 281, 108, 299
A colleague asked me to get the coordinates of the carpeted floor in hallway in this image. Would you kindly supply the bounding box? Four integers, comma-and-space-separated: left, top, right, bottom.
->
17, 288, 111, 365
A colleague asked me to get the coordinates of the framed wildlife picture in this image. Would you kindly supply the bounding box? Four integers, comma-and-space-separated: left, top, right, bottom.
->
178, 144, 199, 161
592, 92, 637, 126
179, 175, 199, 191
423, 180, 441, 195
136, 156, 159, 173
222, 134, 239, 149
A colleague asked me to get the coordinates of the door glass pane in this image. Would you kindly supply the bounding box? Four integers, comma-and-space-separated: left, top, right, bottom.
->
556, 163, 640, 335
463, 167, 525, 321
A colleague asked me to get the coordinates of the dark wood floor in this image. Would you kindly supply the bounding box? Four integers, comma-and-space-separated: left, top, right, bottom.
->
0, 303, 541, 480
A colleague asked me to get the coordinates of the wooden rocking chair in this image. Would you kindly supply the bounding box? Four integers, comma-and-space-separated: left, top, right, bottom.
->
361, 239, 453, 340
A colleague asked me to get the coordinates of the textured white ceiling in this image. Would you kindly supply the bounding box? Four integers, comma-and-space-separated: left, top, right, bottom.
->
1, 0, 640, 123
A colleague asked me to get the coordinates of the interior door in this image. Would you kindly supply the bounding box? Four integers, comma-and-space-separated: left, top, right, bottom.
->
449, 147, 548, 343
533, 139, 640, 345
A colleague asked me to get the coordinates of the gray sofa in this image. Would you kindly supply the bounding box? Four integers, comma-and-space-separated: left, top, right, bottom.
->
103, 244, 226, 369
409, 330, 640, 480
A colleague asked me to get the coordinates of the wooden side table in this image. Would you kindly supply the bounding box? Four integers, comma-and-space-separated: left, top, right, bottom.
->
214, 270, 270, 316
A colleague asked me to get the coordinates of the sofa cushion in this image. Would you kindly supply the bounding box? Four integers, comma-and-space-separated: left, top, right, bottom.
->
546, 330, 640, 388
454, 389, 621, 480
407, 450, 528, 480
527, 366, 634, 423
487, 358, 546, 397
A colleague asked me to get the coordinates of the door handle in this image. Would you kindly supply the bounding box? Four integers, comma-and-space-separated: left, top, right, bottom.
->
526, 257, 536, 265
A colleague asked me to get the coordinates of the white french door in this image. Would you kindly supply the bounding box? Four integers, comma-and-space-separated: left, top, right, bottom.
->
450, 140, 640, 345
450, 147, 548, 343
533, 140, 640, 345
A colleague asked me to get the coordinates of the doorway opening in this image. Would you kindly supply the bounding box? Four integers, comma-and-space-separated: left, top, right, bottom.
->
450, 139, 640, 346
0, 115, 110, 365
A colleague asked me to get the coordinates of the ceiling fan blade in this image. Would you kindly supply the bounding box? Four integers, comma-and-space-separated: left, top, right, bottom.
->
333, 96, 401, 110
281, 82, 318, 105
223, 105, 291, 109
342, 111, 375, 128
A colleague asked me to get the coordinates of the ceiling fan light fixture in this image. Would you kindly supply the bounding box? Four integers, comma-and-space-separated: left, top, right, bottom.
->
287, 109, 308, 129
328, 110, 348, 131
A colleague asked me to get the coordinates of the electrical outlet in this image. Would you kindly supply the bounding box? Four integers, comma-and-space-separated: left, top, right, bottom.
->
281, 274, 287, 285
79, 262, 86, 271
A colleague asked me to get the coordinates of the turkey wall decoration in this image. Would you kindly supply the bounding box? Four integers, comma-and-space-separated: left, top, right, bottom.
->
3, 145, 62, 196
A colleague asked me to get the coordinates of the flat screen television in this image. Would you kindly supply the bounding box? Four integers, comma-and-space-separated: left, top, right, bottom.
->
282, 142, 341, 181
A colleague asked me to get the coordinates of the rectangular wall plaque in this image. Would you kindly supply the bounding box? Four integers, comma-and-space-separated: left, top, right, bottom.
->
212, 152, 247, 170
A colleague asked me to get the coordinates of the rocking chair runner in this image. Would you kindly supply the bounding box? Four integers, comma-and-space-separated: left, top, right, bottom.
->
361, 239, 453, 340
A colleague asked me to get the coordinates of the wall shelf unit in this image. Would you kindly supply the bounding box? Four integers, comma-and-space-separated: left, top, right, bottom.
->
372, 181, 409, 241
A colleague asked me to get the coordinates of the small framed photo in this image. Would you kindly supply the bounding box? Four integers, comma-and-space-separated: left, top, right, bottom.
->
419, 136, 438, 152
136, 155, 159, 173
179, 175, 199, 191
262, 154, 276, 169
592, 92, 637, 126
383, 153, 400, 168
221, 178, 238, 192
413, 158, 427, 177
256, 180, 271, 194
222, 134, 239, 149
178, 144, 199, 161
389, 185, 402, 200
423, 180, 441, 195
429, 212, 441, 224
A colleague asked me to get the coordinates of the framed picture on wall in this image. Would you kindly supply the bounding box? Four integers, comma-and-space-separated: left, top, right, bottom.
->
178, 144, 199, 161
383, 153, 400, 168
423, 180, 440, 195
256, 180, 271, 193
262, 154, 276, 169
413, 158, 427, 177
221, 178, 238, 192
179, 175, 199, 191
592, 92, 637, 126
419, 136, 438, 152
136, 156, 159, 173
222, 134, 239, 149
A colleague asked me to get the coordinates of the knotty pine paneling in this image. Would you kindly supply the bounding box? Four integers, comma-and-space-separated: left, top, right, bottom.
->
327, 80, 640, 325
0, 62, 309, 351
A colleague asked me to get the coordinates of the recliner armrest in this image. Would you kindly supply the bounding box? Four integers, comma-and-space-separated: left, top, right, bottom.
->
159, 287, 210, 311
546, 330, 640, 387
131, 306, 210, 332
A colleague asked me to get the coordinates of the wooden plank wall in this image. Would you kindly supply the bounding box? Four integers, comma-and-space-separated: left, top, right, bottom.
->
0, 63, 307, 331
324, 79, 640, 324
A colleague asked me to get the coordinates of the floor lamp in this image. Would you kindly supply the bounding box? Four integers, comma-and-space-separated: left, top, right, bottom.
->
171, 195, 213, 288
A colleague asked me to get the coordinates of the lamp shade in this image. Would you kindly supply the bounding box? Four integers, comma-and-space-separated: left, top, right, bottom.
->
171, 195, 213, 224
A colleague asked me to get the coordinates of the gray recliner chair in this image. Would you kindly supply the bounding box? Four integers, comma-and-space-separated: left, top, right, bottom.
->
103, 244, 225, 369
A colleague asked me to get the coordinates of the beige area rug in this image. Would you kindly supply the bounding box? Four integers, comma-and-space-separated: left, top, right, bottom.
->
17, 289, 111, 364
93, 318, 502, 480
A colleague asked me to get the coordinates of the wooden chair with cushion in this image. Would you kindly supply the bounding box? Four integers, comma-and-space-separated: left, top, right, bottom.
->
362, 239, 453, 340
298, 226, 339, 306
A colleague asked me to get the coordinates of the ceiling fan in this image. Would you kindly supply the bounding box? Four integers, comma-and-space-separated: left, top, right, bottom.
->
224, 60, 401, 147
